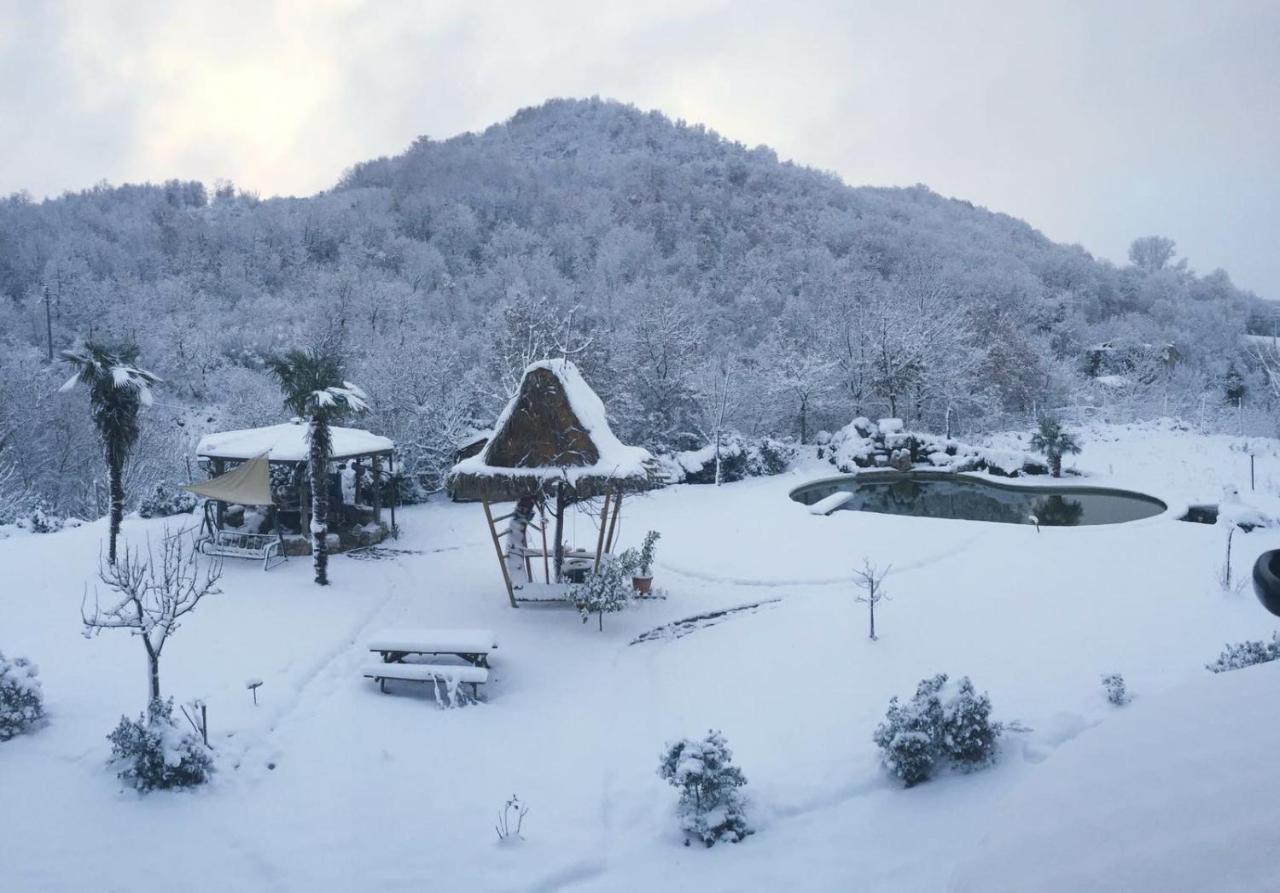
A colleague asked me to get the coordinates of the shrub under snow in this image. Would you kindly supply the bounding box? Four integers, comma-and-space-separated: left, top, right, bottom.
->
107, 698, 213, 792
873, 674, 1001, 787
1206, 634, 1280, 673
137, 483, 198, 519
571, 557, 631, 630
0, 652, 45, 741
658, 730, 752, 847
1102, 673, 1131, 706
826, 417, 1047, 477
21, 501, 65, 534
661, 433, 797, 485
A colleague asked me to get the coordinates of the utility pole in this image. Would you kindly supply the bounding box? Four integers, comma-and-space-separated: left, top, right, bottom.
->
42, 286, 53, 362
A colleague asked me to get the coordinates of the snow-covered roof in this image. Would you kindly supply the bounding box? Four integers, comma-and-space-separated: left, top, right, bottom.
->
196, 422, 393, 462
448, 358, 654, 501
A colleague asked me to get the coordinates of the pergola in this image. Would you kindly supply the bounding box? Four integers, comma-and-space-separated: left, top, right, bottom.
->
447, 359, 656, 607
191, 421, 397, 554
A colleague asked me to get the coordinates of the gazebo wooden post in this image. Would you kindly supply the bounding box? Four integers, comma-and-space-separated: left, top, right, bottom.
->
482, 498, 518, 608
212, 459, 225, 529
553, 482, 566, 583
605, 489, 623, 553
593, 492, 612, 571
538, 499, 550, 584
352, 457, 362, 507
388, 451, 398, 539
371, 453, 383, 524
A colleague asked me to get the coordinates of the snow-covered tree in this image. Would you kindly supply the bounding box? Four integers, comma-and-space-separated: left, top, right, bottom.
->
853, 559, 891, 640
571, 557, 631, 631
873, 674, 1001, 787
267, 348, 369, 585
658, 730, 752, 847
59, 341, 159, 564
83, 533, 222, 707
1030, 415, 1082, 477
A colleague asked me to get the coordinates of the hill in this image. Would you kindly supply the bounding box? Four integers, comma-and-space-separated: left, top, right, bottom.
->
0, 98, 1265, 517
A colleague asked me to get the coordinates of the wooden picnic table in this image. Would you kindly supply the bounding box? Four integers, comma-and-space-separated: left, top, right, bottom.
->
366, 628, 498, 668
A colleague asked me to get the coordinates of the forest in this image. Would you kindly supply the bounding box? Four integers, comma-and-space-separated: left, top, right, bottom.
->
0, 97, 1272, 519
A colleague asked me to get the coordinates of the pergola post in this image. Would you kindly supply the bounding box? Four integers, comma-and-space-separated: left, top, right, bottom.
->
593, 492, 612, 571
212, 459, 225, 529
371, 453, 383, 523
605, 489, 623, 553
553, 482, 566, 583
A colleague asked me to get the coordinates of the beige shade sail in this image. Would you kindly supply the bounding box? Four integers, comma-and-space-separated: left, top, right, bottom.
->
183, 454, 275, 506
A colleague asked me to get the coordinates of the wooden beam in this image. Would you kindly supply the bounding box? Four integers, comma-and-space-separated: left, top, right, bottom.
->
605, 490, 623, 553
482, 499, 518, 609
538, 500, 550, 584
593, 492, 612, 572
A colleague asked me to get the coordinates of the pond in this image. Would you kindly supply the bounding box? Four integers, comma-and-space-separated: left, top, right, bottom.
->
791, 472, 1167, 527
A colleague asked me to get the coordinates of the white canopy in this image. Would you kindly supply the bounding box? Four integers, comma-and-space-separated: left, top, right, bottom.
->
183, 454, 275, 506
196, 422, 393, 463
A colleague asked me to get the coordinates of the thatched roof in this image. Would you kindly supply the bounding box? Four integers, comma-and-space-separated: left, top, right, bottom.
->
447, 359, 655, 502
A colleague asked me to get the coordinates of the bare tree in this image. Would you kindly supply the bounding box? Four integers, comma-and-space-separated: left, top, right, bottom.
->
853, 559, 891, 640
83, 533, 222, 709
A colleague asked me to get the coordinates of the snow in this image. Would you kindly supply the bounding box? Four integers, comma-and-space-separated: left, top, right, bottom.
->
361, 663, 490, 684
808, 491, 854, 515
196, 421, 394, 462
4, 419, 1280, 890
451, 358, 651, 483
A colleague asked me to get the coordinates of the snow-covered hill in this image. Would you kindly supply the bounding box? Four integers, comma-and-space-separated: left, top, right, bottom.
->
3, 421, 1280, 891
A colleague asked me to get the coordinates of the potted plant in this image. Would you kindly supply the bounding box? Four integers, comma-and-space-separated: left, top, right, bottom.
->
632, 530, 661, 594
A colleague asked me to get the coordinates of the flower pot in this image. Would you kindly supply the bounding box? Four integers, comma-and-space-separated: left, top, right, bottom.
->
632, 575, 653, 595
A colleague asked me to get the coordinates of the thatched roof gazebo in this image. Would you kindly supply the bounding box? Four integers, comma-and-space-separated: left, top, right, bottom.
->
448, 359, 656, 606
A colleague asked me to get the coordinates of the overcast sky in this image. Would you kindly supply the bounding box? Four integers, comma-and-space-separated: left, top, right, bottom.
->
2, 0, 1277, 297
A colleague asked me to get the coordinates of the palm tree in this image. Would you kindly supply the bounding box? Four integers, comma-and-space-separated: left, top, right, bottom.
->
1030, 415, 1082, 478
60, 342, 160, 564
267, 349, 368, 585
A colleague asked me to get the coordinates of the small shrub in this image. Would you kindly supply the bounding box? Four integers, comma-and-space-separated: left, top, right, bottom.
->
658, 730, 752, 847
0, 652, 45, 741
1206, 634, 1280, 673
107, 698, 213, 792
1102, 673, 1130, 706
636, 530, 661, 578
137, 483, 198, 519
495, 793, 529, 843
748, 437, 795, 476
571, 557, 631, 630
873, 674, 1002, 787
23, 501, 64, 534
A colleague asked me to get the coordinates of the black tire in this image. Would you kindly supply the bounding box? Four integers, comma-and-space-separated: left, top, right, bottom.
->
1252, 550, 1280, 617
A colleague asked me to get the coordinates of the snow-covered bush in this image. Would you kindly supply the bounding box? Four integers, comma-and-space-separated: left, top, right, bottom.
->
107, 698, 213, 792
636, 530, 660, 578
873, 674, 1002, 787
1206, 634, 1280, 673
1102, 673, 1130, 706
0, 652, 45, 741
21, 501, 65, 534
137, 483, 198, 519
662, 433, 797, 484
658, 730, 752, 847
826, 417, 1047, 477
571, 557, 631, 630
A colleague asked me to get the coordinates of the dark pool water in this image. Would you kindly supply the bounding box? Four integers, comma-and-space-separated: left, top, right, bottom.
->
791, 473, 1167, 527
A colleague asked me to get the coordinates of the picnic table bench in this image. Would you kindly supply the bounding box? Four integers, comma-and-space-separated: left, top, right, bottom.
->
363, 628, 498, 698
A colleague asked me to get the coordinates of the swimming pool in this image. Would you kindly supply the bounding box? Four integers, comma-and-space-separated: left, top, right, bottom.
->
791, 472, 1167, 527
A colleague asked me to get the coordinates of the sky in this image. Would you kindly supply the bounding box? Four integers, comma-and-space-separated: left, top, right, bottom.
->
1, 0, 1277, 298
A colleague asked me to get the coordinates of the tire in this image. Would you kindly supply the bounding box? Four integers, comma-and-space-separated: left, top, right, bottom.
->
1251, 550, 1280, 617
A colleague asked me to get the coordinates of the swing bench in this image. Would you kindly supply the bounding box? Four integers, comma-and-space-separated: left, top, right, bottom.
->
184, 454, 287, 571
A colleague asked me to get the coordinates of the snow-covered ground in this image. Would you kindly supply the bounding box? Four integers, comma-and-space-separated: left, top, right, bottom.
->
3, 421, 1280, 892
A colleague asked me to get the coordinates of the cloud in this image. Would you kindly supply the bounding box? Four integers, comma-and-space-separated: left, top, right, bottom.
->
1, 0, 1277, 295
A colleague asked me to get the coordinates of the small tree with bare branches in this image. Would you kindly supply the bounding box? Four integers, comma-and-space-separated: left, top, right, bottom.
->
83, 532, 222, 709
853, 559, 891, 640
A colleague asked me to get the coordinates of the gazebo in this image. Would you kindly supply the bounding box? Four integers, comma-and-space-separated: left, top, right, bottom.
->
189, 420, 396, 564
447, 359, 656, 607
